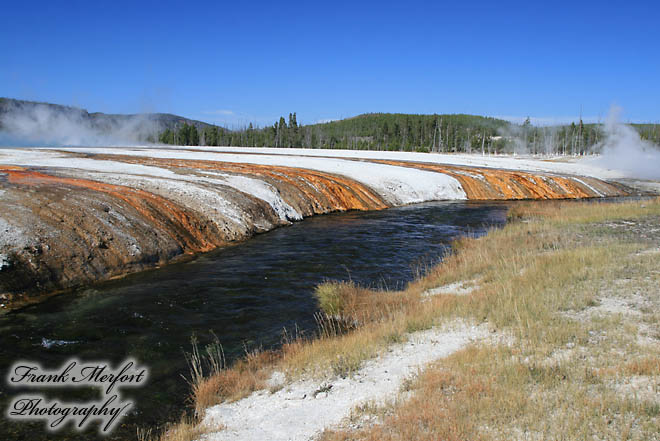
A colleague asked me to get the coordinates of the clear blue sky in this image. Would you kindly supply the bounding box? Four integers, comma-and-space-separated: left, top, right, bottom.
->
2, 0, 658, 127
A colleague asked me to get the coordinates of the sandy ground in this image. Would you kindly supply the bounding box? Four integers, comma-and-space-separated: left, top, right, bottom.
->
200, 321, 489, 441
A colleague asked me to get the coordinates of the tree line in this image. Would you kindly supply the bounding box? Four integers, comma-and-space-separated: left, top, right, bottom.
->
158, 112, 660, 155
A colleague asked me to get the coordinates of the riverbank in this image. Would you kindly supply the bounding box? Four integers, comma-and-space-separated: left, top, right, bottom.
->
0, 147, 635, 309
153, 196, 660, 441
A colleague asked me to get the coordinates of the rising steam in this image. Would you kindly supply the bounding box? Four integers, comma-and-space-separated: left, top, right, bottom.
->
593, 106, 660, 180
0, 101, 161, 147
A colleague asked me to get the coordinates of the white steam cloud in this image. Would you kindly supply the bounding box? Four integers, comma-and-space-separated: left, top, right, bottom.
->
593, 106, 660, 180
0, 103, 161, 147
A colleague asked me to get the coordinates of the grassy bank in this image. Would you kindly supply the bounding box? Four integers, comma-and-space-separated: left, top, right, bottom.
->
150, 197, 660, 440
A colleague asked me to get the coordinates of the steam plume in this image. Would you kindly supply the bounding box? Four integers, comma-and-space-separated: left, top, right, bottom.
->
0, 101, 160, 147
593, 106, 660, 180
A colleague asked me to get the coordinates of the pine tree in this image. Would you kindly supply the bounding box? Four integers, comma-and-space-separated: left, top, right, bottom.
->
278, 116, 287, 148
191, 125, 200, 146
291, 112, 299, 147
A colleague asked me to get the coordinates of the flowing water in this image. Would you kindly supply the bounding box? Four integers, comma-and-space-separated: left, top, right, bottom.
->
0, 200, 511, 440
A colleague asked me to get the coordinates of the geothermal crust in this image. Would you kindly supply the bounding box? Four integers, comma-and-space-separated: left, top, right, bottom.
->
0, 147, 632, 307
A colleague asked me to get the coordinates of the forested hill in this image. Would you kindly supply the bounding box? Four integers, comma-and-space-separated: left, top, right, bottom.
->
303, 113, 510, 151
161, 111, 660, 155
161, 113, 516, 153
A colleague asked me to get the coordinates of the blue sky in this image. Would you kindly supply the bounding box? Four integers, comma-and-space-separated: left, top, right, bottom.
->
2, 0, 658, 127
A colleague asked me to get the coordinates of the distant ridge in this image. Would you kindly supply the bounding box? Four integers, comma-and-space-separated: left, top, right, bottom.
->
0, 97, 212, 136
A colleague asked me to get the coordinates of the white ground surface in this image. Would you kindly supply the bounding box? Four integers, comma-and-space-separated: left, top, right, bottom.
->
43, 147, 468, 204
200, 321, 488, 441
109, 146, 629, 179
423, 280, 480, 297
0, 147, 642, 262
0, 146, 640, 182
0, 148, 470, 205
0, 146, 637, 209
49, 145, 628, 179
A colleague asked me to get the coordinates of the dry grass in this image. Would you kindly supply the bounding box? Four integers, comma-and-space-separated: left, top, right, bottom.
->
153, 196, 660, 441
623, 357, 660, 376
147, 338, 276, 441
315, 280, 420, 326
320, 197, 660, 440
506, 197, 659, 224
137, 415, 211, 441
191, 336, 285, 412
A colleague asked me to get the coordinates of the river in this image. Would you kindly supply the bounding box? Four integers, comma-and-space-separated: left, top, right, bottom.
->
0, 200, 511, 440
